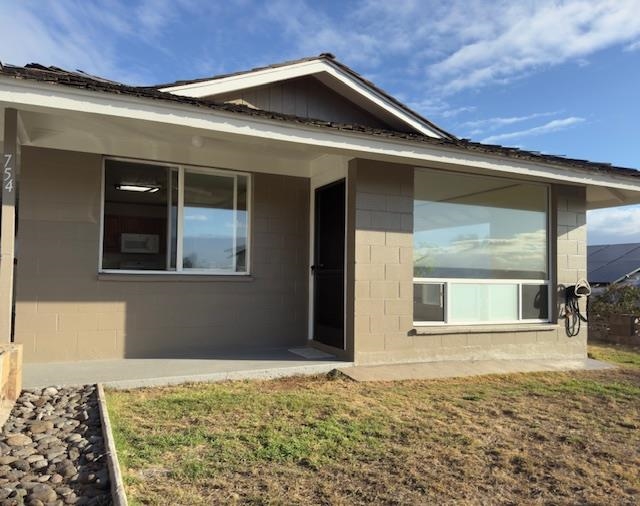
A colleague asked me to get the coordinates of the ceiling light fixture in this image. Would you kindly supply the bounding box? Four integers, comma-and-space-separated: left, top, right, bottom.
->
115, 184, 160, 193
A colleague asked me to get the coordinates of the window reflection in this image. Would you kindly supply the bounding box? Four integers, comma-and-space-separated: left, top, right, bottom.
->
182, 172, 248, 272
414, 170, 548, 280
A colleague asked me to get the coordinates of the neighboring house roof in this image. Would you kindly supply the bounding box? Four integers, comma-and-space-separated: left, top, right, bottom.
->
0, 56, 639, 180
588, 243, 640, 284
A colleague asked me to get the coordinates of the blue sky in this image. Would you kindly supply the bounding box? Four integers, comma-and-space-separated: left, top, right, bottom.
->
1, 0, 639, 245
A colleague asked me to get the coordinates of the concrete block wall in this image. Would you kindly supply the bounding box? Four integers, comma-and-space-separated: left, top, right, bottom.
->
556, 185, 588, 284
554, 184, 588, 353
351, 159, 588, 365
350, 159, 415, 361
14, 147, 310, 362
12, 147, 589, 364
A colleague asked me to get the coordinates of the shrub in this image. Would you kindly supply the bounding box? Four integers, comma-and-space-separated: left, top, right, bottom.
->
590, 284, 640, 319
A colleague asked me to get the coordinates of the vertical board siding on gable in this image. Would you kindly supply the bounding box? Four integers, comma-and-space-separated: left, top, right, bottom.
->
13, 147, 310, 362
213, 76, 390, 129
350, 159, 587, 365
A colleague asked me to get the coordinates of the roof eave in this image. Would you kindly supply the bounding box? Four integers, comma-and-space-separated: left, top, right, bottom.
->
0, 72, 638, 196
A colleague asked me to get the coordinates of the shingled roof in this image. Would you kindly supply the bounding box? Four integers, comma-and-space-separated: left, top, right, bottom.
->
0, 57, 638, 179
153, 53, 455, 140
153, 54, 336, 88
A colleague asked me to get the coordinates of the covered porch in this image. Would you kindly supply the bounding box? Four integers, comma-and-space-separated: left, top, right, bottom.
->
1, 103, 357, 363
3, 89, 640, 367
22, 347, 348, 389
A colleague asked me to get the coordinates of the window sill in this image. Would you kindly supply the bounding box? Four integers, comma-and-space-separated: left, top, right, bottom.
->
97, 272, 254, 282
411, 323, 558, 335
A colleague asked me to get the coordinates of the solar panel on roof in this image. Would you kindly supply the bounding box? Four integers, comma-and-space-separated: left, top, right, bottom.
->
590, 244, 640, 262
587, 243, 640, 283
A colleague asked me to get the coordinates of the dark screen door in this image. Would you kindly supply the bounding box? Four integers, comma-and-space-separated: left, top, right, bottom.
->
312, 179, 345, 349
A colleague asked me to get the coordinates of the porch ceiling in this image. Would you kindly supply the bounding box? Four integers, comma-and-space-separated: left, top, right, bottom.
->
2, 103, 640, 210
9, 107, 330, 178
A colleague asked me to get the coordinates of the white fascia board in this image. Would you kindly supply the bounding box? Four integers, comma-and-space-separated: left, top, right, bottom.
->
160, 60, 325, 95
2, 77, 640, 194
161, 59, 443, 138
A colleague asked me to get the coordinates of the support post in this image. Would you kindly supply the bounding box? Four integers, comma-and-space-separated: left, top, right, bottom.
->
0, 108, 17, 343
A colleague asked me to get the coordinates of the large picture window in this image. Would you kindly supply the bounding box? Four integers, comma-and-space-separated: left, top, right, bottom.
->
413, 168, 549, 324
101, 159, 249, 274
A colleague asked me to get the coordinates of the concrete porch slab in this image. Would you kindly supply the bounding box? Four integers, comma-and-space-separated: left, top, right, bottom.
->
339, 358, 614, 382
23, 348, 351, 390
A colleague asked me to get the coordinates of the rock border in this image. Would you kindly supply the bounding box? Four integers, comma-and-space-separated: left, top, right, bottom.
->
1, 385, 111, 504
96, 384, 128, 506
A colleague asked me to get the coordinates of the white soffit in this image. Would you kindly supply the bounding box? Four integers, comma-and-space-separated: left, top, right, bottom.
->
160, 59, 445, 138
2, 77, 640, 202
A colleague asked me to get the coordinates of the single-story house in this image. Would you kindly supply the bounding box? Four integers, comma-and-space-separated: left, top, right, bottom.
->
1, 53, 640, 365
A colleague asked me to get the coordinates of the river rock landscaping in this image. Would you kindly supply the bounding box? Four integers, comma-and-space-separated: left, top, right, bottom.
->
0, 385, 111, 506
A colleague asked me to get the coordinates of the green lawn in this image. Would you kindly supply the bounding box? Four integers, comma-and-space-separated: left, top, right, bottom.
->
107, 344, 640, 505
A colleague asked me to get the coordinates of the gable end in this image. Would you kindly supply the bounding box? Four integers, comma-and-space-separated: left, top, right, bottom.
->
160, 56, 453, 138
210, 76, 400, 131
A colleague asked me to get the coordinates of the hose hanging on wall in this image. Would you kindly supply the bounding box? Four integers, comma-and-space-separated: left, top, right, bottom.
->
565, 279, 591, 337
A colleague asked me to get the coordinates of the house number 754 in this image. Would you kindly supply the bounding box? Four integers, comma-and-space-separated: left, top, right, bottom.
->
3, 153, 13, 193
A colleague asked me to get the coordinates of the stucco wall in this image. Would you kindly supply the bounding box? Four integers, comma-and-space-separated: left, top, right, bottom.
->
14, 147, 309, 362
351, 159, 587, 365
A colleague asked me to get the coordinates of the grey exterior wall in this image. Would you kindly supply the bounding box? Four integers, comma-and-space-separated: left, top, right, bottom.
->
350, 158, 587, 365
14, 147, 309, 362
11, 147, 589, 365
213, 76, 391, 129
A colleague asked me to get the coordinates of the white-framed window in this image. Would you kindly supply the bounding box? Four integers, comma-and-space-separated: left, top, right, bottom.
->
413, 168, 550, 325
100, 157, 250, 274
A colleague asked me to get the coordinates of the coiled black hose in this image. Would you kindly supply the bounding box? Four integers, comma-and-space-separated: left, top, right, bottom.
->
565, 280, 591, 337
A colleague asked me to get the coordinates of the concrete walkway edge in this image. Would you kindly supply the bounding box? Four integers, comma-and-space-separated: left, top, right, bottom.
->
339, 358, 614, 382
102, 362, 350, 390
97, 383, 128, 506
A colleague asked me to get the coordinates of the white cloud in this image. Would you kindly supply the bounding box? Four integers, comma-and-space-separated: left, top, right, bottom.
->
415, 229, 547, 274
427, 0, 640, 93
0, 0, 199, 84
440, 106, 477, 119
588, 205, 640, 244
0, 3, 109, 75
2, 0, 639, 97
405, 97, 476, 121
255, 0, 640, 98
260, 0, 385, 66
463, 111, 559, 134
625, 40, 640, 51
481, 117, 585, 144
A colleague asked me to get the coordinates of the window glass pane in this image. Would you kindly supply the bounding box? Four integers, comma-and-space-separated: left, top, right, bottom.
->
183, 172, 238, 271
414, 170, 548, 279
413, 283, 444, 322
235, 175, 248, 272
102, 160, 171, 270
449, 283, 518, 322
522, 284, 549, 320
168, 169, 178, 270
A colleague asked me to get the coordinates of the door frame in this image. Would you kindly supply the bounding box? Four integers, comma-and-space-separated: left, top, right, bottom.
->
308, 164, 348, 350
